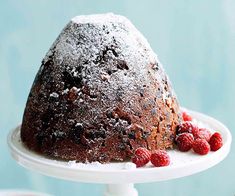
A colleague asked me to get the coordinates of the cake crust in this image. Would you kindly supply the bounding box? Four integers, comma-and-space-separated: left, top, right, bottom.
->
21, 13, 181, 163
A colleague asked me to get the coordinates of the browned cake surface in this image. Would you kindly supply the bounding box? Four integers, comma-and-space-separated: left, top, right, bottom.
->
21, 14, 181, 163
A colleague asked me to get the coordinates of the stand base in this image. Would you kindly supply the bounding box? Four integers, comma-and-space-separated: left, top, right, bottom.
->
104, 184, 138, 196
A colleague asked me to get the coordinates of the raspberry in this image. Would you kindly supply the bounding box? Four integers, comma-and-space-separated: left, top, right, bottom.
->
176, 133, 194, 152
182, 111, 192, 121
192, 138, 210, 155
192, 128, 211, 142
150, 150, 170, 167
131, 147, 151, 167
177, 122, 199, 134
209, 132, 223, 151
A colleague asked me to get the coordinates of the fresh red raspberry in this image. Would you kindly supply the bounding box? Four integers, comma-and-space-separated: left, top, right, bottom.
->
177, 122, 199, 134
192, 128, 211, 142
132, 147, 151, 167
176, 133, 194, 152
150, 150, 170, 167
182, 111, 192, 121
192, 138, 210, 155
209, 132, 223, 151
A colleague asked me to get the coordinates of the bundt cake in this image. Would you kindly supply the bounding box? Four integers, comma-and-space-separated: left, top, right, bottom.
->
21, 13, 181, 163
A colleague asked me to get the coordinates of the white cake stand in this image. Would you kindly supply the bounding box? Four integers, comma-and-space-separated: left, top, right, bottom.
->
8, 109, 232, 196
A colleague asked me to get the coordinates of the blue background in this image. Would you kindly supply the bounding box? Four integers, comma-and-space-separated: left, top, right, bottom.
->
0, 0, 235, 195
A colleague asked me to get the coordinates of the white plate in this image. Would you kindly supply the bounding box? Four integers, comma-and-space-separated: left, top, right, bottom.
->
7, 109, 232, 184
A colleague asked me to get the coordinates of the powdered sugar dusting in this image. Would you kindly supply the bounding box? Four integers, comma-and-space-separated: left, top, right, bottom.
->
66, 160, 137, 170
68, 160, 102, 169
62, 88, 69, 95
72, 13, 130, 25
49, 92, 59, 98
44, 13, 172, 108
124, 162, 136, 170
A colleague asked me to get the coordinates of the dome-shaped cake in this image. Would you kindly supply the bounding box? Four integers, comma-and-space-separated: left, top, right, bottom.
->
21, 13, 181, 163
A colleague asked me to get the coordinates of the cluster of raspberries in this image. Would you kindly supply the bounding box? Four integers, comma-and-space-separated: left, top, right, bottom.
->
176, 112, 223, 154
131, 111, 223, 168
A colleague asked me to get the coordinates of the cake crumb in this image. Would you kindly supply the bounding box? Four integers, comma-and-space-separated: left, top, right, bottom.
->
49, 92, 59, 98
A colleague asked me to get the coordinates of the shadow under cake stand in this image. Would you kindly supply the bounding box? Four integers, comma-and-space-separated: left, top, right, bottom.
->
8, 109, 232, 196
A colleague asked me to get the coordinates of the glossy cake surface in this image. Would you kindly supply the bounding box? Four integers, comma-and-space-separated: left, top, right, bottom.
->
21, 13, 181, 163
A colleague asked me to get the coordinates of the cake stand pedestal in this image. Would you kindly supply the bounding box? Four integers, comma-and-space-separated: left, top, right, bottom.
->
8, 109, 232, 196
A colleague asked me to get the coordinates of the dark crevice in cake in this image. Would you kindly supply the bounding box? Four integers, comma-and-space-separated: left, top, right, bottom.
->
107, 69, 117, 75
101, 141, 106, 147
40, 108, 55, 130
142, 131, 151, 139
116, 60, 129, 70
128, 131, 136, 139
94, 46, 118, 64
122, 130, 127, 135
43, 57, 53, 68
35, 131, 48, 149
89, 94, 98, 99
69, 123, 85, 144
139, 88, 145, 97
151, 63, 159, 71
164, 85, 168, 91
156, 87, 162, 98
170, 107, 175, 113
62, 66, 83, 90
106, 109, 113, 118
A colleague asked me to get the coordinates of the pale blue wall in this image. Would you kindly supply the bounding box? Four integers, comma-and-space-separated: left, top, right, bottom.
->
0, 0, 235, 195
